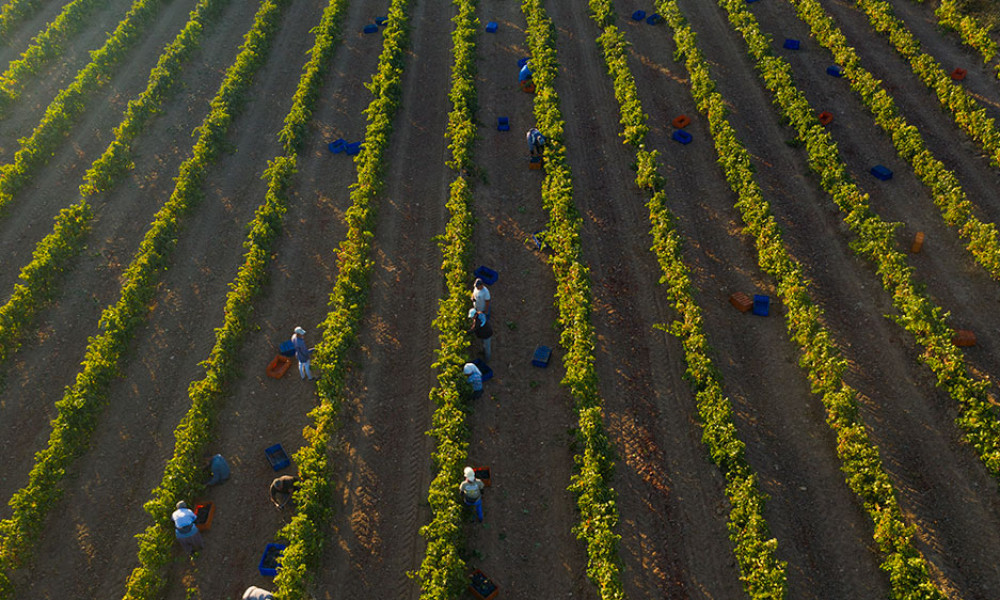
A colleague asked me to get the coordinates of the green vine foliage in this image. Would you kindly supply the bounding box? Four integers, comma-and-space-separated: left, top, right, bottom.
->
0, 0, 291, 596
0, 0, 172, 219
587, 0, 787, 596
412, 0, 477, 598
0, 0, 105, 100
778, 0, 1000, 489
0, 0, 228, 393
934, 0, 997, 66
707, 0, 965, 597
273, 0, 412, 597
787, 0, 1000, 282
121, 0, 347, 597
0, 0, 47, 41
521, 0, 623, 597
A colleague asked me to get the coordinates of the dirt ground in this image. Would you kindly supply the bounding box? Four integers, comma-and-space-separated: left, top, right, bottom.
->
2, 0, 1000, 598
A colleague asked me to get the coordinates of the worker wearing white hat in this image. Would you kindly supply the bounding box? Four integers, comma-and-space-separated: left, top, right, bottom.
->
459, 466, 485, 522
468, 308, 493, 361
463, 362, 483, 399
291, 326, 315, 381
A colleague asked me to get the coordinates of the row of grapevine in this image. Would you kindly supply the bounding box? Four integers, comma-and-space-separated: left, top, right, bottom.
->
587, 1, 787, 597
0, 0, 170, 217
521, 0, 623, 597
120, 0, 349, 596
0, 0, 123, 107
852, 0, 1000, 172
271, 0, 413, 596
0, 0, 50, 41
0, 0, 227, 386
412, 0, 477, 596
725, 0, 1000, 487
933, 0, 998, 71
0, 0, 291, 595
787, 0, 1000, 281
713, 0, 985, 595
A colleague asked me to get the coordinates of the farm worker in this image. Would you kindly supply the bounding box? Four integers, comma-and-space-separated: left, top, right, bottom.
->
291, 326, 315, 381
171, 501, 204, 554
270, 475, 299, 509
526, 128, 546, 156
464, 363, 483, 400
471, 278, 491, 315
205, 453, 230, 486
242, 587, 274, 600
518, 63, 532, 82
459, 466, 485, 522
468, 308, 493, 362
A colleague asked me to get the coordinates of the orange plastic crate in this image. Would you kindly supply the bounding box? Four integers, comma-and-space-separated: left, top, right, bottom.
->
729, 292, 753, 313
194, 502, 215, 532
952, 330, 976, 347
266, 355, 292, 379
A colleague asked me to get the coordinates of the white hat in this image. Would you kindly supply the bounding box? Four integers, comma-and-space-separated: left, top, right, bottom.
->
464, 466, 476, 482
463, 363, 481, 376
294, 327, 306, 335
468, 308, 477, 319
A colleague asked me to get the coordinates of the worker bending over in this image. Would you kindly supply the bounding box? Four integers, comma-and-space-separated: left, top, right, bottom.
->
526, 128, 546, 156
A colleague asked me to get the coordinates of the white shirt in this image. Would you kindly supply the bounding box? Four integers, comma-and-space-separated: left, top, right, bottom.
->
472, 285, 491, 312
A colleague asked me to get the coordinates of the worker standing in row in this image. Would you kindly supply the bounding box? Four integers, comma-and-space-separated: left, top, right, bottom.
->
291, 326, 315, 381
468, 308, 493, 362
459, 466, 485, 523
472, 278, 491, 315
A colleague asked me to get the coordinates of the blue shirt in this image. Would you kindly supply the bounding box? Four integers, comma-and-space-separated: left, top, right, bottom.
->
467, 371, 483, 392
292, 335, 311, 362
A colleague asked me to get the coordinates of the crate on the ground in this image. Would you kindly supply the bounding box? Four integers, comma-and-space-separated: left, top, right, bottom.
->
265, 444, 291, 471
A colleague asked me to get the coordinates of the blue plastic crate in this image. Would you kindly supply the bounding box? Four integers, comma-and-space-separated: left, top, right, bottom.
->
783, 38, 800, 50
265, 444, 291, 471
345, 142, 363, 156
752, 295, 770, 317
646, 13, 661, 25
363, 24, 378, 34
485, 21, 498, 33
279, 340, 296, 357
497, 117, 509, 131
826, 65, 843, 77
472, 358, 493, 382
327, 138, 346, 154
259, 543, 286, 577
532, 345, 551, 368
375, 16, 388, 26
474, 265, 498, 286
631, 9, 646, 20
672, 129, 693, 145
870, 165, 893, 180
